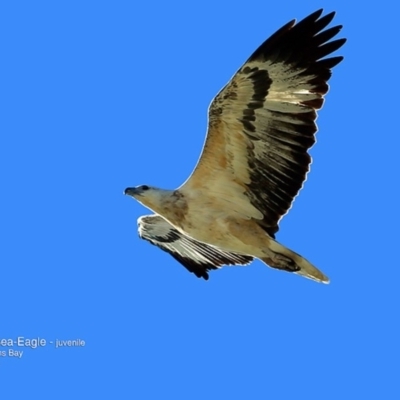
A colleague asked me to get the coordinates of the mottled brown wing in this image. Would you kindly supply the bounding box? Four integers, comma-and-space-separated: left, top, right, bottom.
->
181, 9, 346, 237
138, 215, 253, 280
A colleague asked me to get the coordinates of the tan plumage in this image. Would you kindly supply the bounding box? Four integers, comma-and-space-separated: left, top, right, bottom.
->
125, 9, 346, 282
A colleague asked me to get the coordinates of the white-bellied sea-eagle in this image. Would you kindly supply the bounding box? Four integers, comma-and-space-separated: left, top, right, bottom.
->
125, 9, 346, 283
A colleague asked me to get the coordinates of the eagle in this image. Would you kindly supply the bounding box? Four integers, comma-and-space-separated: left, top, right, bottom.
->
125, 9, 346, 283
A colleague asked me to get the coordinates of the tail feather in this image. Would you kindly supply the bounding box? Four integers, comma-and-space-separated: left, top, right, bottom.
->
262, 239, 329, 284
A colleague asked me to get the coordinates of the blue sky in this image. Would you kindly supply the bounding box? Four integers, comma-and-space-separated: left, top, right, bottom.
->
1, 0, 399, 398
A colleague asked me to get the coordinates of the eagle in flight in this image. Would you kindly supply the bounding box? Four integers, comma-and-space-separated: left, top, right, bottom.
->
125, 9, 346, 283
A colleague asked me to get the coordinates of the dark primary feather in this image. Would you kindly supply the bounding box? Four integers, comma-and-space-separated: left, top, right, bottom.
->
138, 215, 253, 279
206, 9, 346, 237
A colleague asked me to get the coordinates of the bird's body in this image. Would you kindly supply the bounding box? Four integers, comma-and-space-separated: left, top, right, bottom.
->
152, 190, 269, 257
125, 9, 346, 283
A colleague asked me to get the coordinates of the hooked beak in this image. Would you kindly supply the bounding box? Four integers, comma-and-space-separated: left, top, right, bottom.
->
124, 187, 142, 197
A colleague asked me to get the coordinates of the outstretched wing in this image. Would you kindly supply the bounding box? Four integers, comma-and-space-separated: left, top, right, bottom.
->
181, 9, 346, 238
138, 215, 253, 279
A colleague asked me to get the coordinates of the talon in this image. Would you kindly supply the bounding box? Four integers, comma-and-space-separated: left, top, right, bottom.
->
271, 253, 301, 272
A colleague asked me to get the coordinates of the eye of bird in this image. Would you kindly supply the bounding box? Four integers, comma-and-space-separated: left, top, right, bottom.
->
141, 185, 149, 191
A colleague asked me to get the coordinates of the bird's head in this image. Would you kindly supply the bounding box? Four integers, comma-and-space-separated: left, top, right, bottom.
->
124, 185, 174, 215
